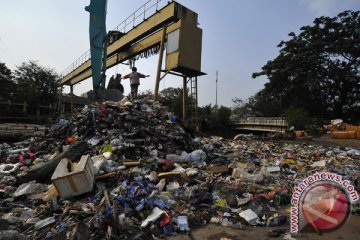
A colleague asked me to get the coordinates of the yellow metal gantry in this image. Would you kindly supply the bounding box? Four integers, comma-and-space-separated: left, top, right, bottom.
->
60, 0, 205, 123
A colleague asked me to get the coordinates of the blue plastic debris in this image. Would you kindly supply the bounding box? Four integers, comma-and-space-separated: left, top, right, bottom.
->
163, 224, 174, 235
153, 199, 166, 209
45, 232, 52, 238
58, 223, 67, 232
177, 216, 190, 232
135, 199, 145, 211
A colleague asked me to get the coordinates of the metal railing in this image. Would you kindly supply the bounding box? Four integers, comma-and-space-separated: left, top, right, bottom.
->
230, 117, 288, 133
0, 101, 55, 124
231, 117, 288, 126
61, 0, 166, 78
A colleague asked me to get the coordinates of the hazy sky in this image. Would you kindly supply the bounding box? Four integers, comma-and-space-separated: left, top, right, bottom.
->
1, 0, 359, 107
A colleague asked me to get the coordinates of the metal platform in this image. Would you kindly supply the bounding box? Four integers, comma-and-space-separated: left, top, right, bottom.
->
59, 0, 205, 124
60, 0, 204, 86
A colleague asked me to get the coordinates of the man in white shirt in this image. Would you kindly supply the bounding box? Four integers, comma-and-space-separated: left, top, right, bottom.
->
123, 67, 149, 100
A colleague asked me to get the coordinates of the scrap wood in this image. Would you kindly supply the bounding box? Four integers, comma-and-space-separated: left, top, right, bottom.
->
103, 189, 111, 207
103, 189, 121, 238
95, 171, 118, 180
96, 196, 106, 212
123, 161, 141, 167
19, 141, 89, 183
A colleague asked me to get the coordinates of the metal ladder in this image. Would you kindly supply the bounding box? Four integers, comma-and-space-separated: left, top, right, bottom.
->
190, 77, 198, 127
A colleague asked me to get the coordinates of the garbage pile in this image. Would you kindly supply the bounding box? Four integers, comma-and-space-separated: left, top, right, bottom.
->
0, 98, 359, 239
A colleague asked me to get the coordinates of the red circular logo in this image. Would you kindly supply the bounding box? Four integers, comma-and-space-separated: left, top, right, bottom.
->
301, 183, 350, 233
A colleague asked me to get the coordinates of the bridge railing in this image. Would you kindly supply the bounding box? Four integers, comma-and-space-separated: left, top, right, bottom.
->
60, 0, 167, 78
230, 117, 288, 133
231, 117, 287, 126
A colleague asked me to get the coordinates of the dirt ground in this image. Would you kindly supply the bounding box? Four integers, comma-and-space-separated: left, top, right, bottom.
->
299, 135, 360, 149
167, 215, 360, 240
168, 135, 360, 240
274, 134, 359, 150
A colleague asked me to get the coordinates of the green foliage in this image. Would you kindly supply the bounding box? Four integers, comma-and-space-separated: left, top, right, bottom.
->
284, 107, 310, 130
0, 62, 15, 101
198, 104, 231, 130
217, 105, 232, 124
247, 91, 282, 117
157, 87, 232, 131
252, 10, 360, 122
13, 61, 59, 106
198, 104, 212, 120
159, 87, 191, 120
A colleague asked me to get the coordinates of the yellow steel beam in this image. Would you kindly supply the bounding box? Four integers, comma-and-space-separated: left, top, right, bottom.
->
67, 21, 181, 86
107, 2, 176, 57
154, 25, 167, 101
60, 2, 177, 86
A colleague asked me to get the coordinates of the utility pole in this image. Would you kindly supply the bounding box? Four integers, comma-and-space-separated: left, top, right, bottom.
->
215, 70, 218, 107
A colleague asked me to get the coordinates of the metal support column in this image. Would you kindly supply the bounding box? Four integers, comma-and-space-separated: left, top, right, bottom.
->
154, 25, 167, 101
182, 76, 187, 122
57, 86, 63, 114
70, 85, 74, 113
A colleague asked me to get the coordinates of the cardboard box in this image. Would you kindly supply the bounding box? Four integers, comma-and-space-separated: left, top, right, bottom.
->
51, 155, 95, 199
344, 124, 359, 132
331, 131, 357, 139
295, 131, 304, 137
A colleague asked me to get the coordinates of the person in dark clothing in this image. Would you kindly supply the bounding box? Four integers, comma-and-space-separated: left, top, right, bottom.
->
107, 75, 115, 89
107, 74, 124, 94
113, 74, 124, 93
201, 117, 208, 131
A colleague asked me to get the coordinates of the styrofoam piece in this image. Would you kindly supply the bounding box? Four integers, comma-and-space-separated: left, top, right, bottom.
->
91, 155, 106, 174
267, 166, 281, 172
239, 209, 259, 224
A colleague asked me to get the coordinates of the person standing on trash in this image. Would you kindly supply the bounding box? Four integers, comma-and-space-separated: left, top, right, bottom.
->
123, 67, 150, 100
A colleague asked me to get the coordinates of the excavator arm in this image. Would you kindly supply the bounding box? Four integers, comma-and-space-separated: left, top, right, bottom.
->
85, 0, 108, 90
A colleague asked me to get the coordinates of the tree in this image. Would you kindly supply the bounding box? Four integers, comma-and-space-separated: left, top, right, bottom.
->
198, 104, 231, 130
217, 105, 232, 124
284, 107, 310, 130
0, 62, 15, 101
159, 87, 191, 119
252, 10, 360, 121
231, 97, 261, 118
246, 90, 282, 117
13, 61, 59, 106
158, 87, 231, 130
231, 98, 246, 118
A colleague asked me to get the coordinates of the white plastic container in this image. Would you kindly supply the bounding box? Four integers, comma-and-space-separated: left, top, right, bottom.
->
51, 155, 95, 199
